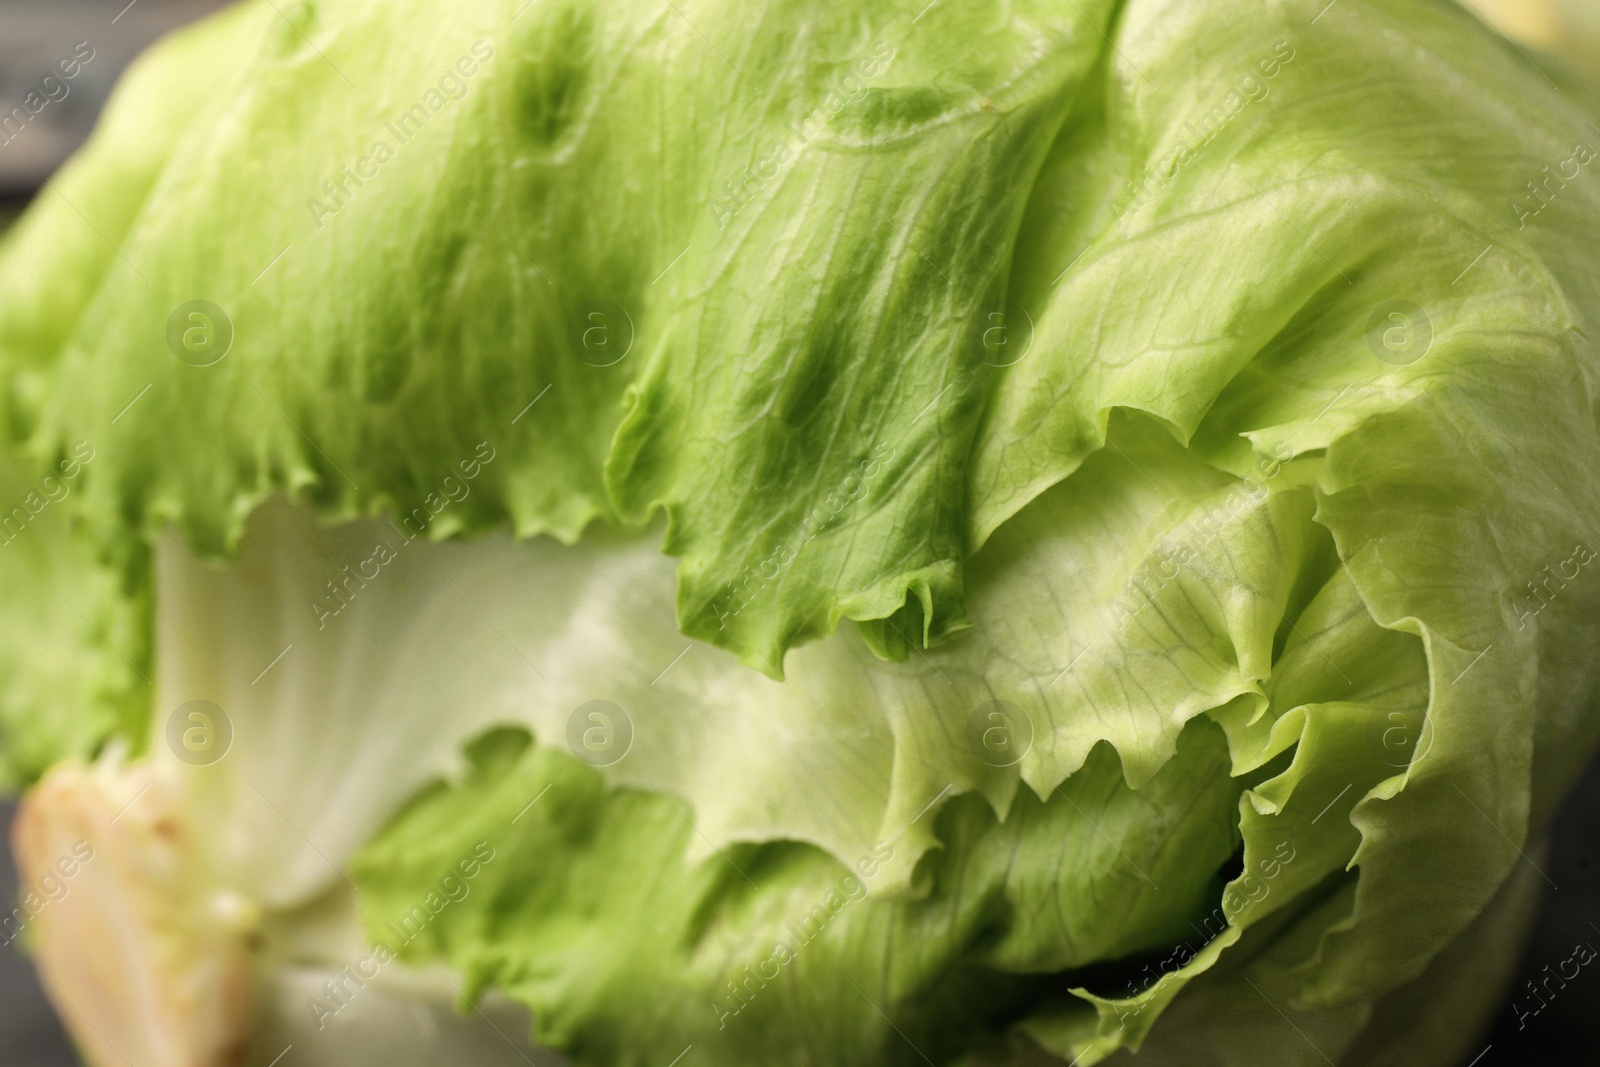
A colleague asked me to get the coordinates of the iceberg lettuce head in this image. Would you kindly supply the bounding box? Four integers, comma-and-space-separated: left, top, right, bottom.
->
2, 1, 1599, 1065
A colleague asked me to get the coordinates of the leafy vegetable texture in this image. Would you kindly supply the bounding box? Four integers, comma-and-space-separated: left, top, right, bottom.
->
2, 0, 1599, 1065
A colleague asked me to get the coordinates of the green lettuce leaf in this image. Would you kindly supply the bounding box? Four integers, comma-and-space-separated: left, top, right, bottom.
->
349, 719, 1243, 1067
0, 441, 145, 789
3, 0, 1131, 676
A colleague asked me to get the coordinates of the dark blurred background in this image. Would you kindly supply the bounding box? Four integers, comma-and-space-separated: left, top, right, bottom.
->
0, 0, 227, 197
1, 1, 1598, 1065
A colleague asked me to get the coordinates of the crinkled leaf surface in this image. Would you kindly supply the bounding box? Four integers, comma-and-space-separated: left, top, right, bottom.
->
0, 0, 1599, 1065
